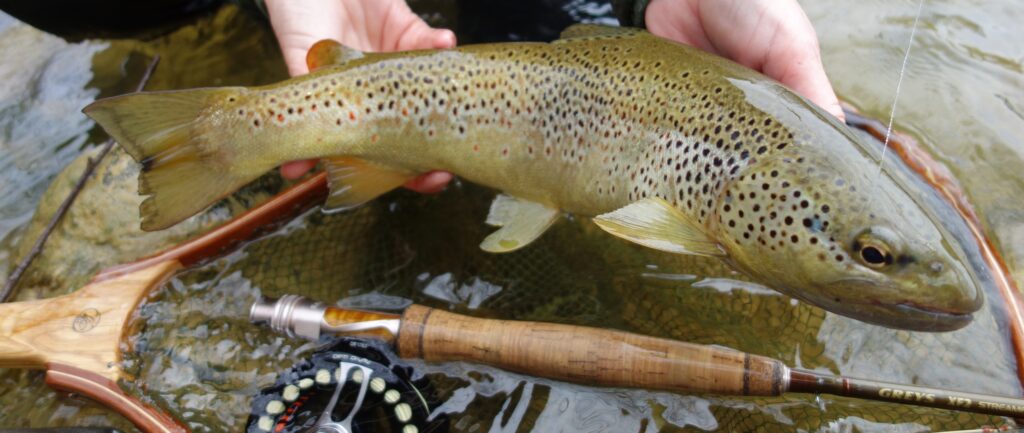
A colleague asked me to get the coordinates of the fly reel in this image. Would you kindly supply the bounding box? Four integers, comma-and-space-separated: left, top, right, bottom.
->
247, 338, 446, 433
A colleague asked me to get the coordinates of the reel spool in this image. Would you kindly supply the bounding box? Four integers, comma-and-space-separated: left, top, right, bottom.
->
247, 338, 446, 433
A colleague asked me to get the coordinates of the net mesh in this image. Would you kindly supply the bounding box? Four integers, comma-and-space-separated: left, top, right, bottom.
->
116, 179, 1020, 432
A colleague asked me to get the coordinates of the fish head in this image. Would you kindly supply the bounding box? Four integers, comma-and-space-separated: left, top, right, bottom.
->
715, 129, 982, 332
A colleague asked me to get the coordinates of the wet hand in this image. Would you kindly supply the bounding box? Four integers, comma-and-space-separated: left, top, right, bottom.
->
645, 0, 845, 121
266, 0, 456, 192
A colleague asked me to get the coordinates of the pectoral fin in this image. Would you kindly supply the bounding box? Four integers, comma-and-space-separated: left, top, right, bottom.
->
480, 194, 560, 253
594, 197, 724, 256
323, 157, 415, 211
306, 39, 365, 71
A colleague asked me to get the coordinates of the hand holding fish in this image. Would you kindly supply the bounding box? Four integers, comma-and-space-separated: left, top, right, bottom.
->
266, 0, 456, 191
644, 0, 845, 120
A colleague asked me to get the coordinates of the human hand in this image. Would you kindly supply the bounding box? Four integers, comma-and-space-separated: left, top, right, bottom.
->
266, 0, 456, 192
644, 0, 845, 121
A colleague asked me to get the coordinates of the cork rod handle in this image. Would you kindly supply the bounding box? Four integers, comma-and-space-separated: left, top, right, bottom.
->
395, 305, 786, 396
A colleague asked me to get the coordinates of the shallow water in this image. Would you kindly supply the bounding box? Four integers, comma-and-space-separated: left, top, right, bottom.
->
0, 1, 1023, 432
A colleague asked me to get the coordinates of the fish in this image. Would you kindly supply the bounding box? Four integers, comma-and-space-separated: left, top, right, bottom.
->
84, 24, 982, 331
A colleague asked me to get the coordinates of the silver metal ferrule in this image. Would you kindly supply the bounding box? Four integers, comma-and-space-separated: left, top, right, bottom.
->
250, 295, 402, 340
780, 365, 792, 394
250, 294, 327, 340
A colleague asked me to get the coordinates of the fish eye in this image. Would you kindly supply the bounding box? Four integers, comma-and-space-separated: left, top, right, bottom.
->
859, 244, 889, 267
853, 228, 899, 269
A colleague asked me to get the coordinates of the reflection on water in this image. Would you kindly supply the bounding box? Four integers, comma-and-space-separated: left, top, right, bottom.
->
0, 1, 1023, 432
0, 12, 106, 278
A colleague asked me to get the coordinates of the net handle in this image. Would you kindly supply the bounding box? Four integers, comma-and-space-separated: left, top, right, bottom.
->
0, 173, 330, 433
0, 261, 186, 433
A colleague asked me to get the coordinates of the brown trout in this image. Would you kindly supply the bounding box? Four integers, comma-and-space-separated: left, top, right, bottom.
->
84, 25, 981, 331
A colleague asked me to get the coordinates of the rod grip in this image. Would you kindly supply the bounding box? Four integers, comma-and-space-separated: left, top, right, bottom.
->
396, 305, 786, 396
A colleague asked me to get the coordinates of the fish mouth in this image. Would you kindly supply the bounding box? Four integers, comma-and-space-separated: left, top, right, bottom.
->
808, 276, 979, 332
817, 297, 974, 332
877, 301, 973, 332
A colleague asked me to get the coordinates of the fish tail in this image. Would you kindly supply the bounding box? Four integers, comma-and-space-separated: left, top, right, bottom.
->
84, 88, 265, 231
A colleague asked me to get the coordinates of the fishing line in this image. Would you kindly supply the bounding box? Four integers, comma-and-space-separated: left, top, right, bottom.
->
876, 0, 926, 178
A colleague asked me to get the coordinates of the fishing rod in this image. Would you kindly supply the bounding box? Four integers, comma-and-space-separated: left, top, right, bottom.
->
253, 294, 1024, 420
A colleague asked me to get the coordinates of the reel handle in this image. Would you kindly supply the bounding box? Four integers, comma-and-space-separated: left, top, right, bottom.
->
395, 305, 787, 396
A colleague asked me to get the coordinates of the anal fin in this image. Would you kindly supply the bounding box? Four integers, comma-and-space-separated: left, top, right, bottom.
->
481, 194, 560, 253
593, 197, 724, 256
323, 157, 415, 211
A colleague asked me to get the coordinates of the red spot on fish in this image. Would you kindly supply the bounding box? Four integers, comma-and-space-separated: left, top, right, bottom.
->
371, 134, 379, 143
277, 114, 284, 122
473, 144, 479, 152
349, 112, 356, 121
402, 108, 408, 116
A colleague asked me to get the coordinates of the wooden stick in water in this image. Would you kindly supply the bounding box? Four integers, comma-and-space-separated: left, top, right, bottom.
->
1, 56, 160, 302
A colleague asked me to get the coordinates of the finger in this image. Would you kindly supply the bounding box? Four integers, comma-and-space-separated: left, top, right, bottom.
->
266, 0, 349, 76
762, 33, 846, 121
394, 21, 456, 51
774, 58, 846, 122
404, 171, 453, 194
280, 159, 318, 179
645, 0, 719, 54
696, 0, 845, 121
380, 2, 456, 51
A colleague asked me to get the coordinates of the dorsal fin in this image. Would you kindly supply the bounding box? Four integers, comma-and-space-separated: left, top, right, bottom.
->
557, 24, 644, 41
306, 39, 365, 71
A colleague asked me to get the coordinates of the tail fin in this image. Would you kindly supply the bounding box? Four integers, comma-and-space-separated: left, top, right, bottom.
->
84, 88, 264, 231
